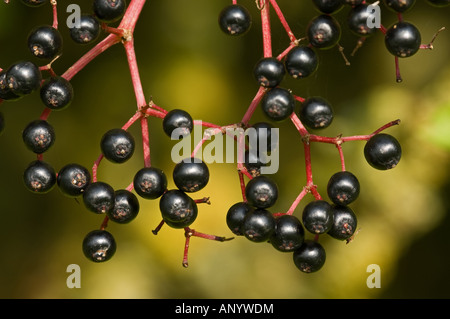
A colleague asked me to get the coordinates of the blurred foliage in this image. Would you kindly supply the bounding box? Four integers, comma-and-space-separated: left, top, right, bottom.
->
0, 0, 449, 299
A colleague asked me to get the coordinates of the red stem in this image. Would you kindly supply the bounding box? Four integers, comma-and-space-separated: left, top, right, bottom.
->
241, 86, 267, 125
51, 0, 58, 29
260, 0, 272, 58
268, 0, 296, 43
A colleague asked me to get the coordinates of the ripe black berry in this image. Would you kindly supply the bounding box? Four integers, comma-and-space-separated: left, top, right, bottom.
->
348, 4, 378, 37
57, 163, 91, 197
328, 205, 358, 241
385, 22, 421, 58
226, 202, 253, 236
93, 0, 127, 24
312, 0, 344, 14
245, 175, 278, 209
69, 15, 101, 44
0, 70, 21, 101
364, 133, 402, 170
242, 208, 276, 243
218, 4, 252, 36
27, 25, 62, 60
107, 189, 140, 224
253, 57, 285, 88
22, 119, 55, 154
299, 96, 334, 129
383, 0, 416, 12
270, 214, 305, 252
23, 160, 56, 193
83, 181, 115, 214
249, 122, 278, 153
244, 149, 267, 176
82, 229, 116, 262
159, 189, 198, 227
327, 171, 360, 206
261, 87, 295, 122
40, 76, 74, 110
293, 240, 326, 273
302, 200, 333, 234
173, 157, 209, 193
162, 109, 193, 139
20, 0, 48, 6
5, 61, 42, 96
284, 46, 318, 79
100, 128, 135, 163
307, 14, 341, 49
133, 167, 167, 199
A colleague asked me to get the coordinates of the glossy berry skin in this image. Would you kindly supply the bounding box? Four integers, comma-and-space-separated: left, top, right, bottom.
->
244, 149, 267, 176
226, 202, 253, 236
312, 0, 344, 14
261, 87, 295, 122
328, 205, 358, 240
299, 97, 333, 129
0, 70, 21, 101
250, 122, 278, 153
20, 0, 48, 6
107, 189, 140, 224
93, 0, 127, 23
27, 25, 62, 60
218, 4, 252, 36
302, 200, 333, 234
82, 229, 116, 263
57, 163, 91, 197
245, 175, 278, 209
162, 109, 193, 139
348, 4, 378, 37
100, 128, 135, 163
5, 61, 42, 96
242, 208, 276, 243
40, 76, 73, 110
284, 46, 318, 79
383, 0, 416, 12
22, 119, 55, 154
83, 181, 115, 214
23, 160, 56, 193
385, 22, 421, 58
327, 171, 360, 206
133, 167, 167, 200
173, 157, 209, 193
70, 15, 100, 44
293, 240, 326, 273
253, 57, 285, 88
364, 133, 402, 170
159, 189, 198, 226
270, 214, 305, 252
307, 14, 341, 49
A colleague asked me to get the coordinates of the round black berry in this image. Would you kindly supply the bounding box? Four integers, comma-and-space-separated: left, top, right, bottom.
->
244, 148, 267, 177
302, 200, 333, 234
218, 4, 252, 36
364, 133, 402, 170
0, 70, 21, 101
82, 229, 116, 262
5, 61, 42, 96
312, 0, 344, 14
327, 171, 360, 206
107, 189, 140, 224
385, 22, 421, 58
284, 46, 318, 79
22, 119, 55, 154
83, 181, 115, 214
270, 214, 305, 252
69, 14, 101, 44
245, 175, 278, 209
383, 0, 416, 12
173, 157, 209, 193
348, 4, 378, 37
226, 202, 253, 236
20, 0, 48, 6
159, 189, 198, 226
253, 57, 285, 88
261, 87, 295, 122
23, 160, 56, 193
328, 205, 358, 240
27, 25, 62, 60
293, 240, 326, 273
299, 96, 333, 129
100, 128, 135, 163
57, 163, 91, 197
249, 122, 278, 153
93, 0, 127, 23
133, 167, 167, 199
307, 14, 341, 49
162, 109, 193, 139
426, 0, 450, 7
40, 76, 73, 110
242, 208, 276, 243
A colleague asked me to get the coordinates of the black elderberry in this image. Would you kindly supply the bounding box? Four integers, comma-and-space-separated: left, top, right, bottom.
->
348, 4, 378, 37
293, 240, 326, 273
307, 14, 341, 49
270, 214, 305, 252
242, 208, 276, 243
5, 61, 42, 96
253, 57, 285, 88
0, 70, 21, 101
383, 0, 416, 13
173, 157, 209, 193
245, 175, 278, 209
312, 0, 344, 14
83, 181, 115, 214
69, 14, 101, 44
328, 205, 358, 241
284, 46, 318, 79
22, 119, 55, 154
327, 171, 360, 206
23, 160, 56, 193
162, 109, 193, 139
27, 25, 62, 60
159, 189, 198, 226
107, 189, 140, 224
244, 149, 267, 176
364, 133, 402, 170
93, 0, 127, 24
57, 163, 91, 197
82, 229, 116, 262
133, 167, 167, 199
218, 4, 252, 36
299, 96, 333, 129
226, 202, 253, 236
302, 200, 333, 234
261, 87, 295, 122
100, 128, 135, 164
40, 76, 73, 110
249, 122, 278, 153
385, 22, 421, 58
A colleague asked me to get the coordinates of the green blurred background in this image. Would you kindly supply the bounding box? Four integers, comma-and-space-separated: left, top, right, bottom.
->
0, 0, 449, 299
